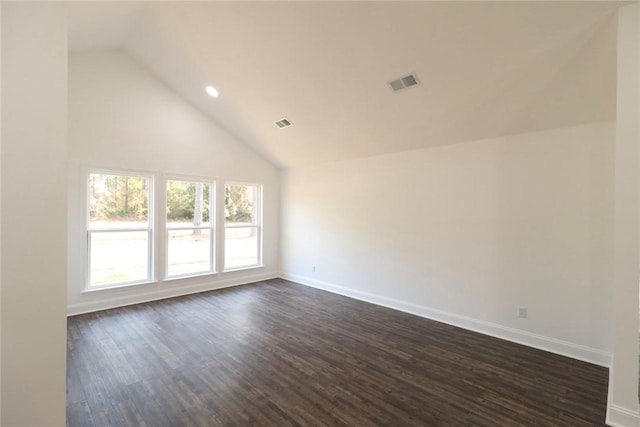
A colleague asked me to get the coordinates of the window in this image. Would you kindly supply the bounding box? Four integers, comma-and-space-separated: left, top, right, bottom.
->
166, 178, 215, 278
85, 172, 263, 289
87, 171, 153, 288
224, 183, 261, 270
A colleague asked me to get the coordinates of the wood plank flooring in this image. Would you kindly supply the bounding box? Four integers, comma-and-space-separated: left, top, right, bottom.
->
67, 279, 609, 426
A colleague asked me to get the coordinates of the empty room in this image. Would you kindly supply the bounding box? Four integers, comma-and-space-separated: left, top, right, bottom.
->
1, 1, 639, 426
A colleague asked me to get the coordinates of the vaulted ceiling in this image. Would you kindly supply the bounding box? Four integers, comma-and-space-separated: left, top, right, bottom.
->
66, 1, 624, 169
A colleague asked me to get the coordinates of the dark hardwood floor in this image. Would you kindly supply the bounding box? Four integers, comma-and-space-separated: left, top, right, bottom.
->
67, 279, 608, 426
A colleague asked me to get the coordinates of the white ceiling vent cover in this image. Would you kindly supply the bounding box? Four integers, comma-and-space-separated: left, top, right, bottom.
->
389, 73, 419, 92
275, 118, 292, 129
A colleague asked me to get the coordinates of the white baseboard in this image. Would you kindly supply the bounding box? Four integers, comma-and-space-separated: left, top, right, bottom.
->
67, 271, 279, 316
281, 273, 612, 368
606, 366, 640, 427
607, 405, 640, 427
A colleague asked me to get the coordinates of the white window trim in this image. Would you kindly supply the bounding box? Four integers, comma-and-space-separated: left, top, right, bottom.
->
85, 168, 156, 291
223, 181, 263, 272
164, 175, 217, 280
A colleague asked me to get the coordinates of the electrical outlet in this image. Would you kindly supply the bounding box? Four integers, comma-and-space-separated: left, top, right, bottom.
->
312, 266, 316, 273
518, 307, 528, 318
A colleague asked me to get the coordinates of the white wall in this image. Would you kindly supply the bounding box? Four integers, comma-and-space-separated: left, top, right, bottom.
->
1, 3, 68, 426
0, 2, 4, 421
67, 50, 280, 314
282, 122, 615, 365
608, 3, 640, 426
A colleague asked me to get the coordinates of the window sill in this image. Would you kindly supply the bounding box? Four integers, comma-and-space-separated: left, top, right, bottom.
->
223, 264, 264, 273
82, 280, 158, 294
163, 271, 218, 283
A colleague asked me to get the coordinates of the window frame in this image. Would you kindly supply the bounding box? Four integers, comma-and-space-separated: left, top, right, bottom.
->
223, 181, 263, 272
85, 168, 155, 290
164, 175, 217, 280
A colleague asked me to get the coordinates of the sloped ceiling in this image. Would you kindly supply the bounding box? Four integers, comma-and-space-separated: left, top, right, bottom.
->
66, 1, 623, 169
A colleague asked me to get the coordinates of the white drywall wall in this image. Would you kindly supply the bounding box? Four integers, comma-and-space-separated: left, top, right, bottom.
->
1, 3, 68, 426
67, 50, 280, 314
608, 3, 640, 426
282, 122, 614, 365
0, 2, 4, 422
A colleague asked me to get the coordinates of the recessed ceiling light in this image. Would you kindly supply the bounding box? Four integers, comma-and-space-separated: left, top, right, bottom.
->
205, 86, 219, 98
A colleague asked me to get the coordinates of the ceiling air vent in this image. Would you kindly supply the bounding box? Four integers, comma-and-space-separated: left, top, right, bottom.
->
389, 73, 419, 92
275, 118, 292, 129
